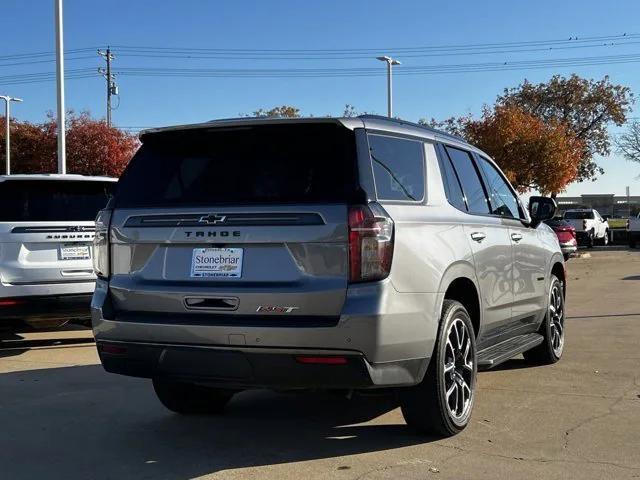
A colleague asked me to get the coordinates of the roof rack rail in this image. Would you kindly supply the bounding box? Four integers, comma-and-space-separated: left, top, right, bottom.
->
357, 114, 466, 143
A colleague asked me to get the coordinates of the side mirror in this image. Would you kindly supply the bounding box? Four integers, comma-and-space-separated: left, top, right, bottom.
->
528, 196, 557, 227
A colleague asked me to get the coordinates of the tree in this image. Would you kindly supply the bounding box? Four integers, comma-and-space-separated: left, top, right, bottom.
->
616, 121, 640, 167
0, 111, 139, 176
438, 105, 584, 194
498, 74, 633, 182
251, 105, 300, 118
65, 112, 139, 177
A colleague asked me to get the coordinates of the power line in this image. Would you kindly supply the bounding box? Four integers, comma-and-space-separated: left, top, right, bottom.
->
110, 33, 640, 54
4, 46, 640, 86
1, 33, 638, 63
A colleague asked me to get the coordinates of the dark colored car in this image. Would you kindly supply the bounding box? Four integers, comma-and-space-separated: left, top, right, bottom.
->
545, 218, 577, 260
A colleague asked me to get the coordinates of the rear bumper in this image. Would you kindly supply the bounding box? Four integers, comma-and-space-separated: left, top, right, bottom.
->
0, 293, 92, 321
96, 340, 426, 389
559, 242, 577, 255
91, 279, 439, 388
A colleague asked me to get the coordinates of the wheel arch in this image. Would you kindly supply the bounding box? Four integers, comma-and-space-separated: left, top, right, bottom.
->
437, 261, 482, 339
550, 258, 566, 298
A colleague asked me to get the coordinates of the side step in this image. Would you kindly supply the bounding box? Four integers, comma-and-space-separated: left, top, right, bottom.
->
477, 333, 544, 370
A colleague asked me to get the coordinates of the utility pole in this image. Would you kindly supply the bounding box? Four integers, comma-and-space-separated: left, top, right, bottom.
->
1, 95, 23, 175
55, 0, 66, 174
98, 48, 117, 126
376, 56, 401, 118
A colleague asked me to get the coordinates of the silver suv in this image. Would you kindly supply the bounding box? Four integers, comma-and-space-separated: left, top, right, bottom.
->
91, 116, 565, 436
0, 174, 115, 328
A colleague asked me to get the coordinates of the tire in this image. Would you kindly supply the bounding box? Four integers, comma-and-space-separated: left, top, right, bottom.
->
523, 275, 565, 365
587, 230, 594, 248
599, 230, 609, 246
152, 378, 236, 414
400, 300, 477, 437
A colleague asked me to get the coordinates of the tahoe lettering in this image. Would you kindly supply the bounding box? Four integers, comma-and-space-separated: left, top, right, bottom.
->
185, 230, 241, 238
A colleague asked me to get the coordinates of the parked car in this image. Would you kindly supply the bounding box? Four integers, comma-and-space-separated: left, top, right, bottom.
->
0, 174, 116, 328
563, 208, 609, 247
544, 218, 577, 260
91, 116, 565, 437
627, 213, 640, 248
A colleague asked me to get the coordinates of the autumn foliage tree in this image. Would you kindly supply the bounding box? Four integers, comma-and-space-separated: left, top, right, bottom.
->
463, 105, 584, 194
0, 111, 139, 176
425, 75, 633, 194
497, 74, 633, 182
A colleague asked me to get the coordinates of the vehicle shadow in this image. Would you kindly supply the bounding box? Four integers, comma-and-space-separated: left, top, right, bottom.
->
0, 323, 94, 359
483, 357, 533, 372
0, 365, 439, 479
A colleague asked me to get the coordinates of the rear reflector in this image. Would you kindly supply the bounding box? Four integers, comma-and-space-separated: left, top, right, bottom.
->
295, 356, 348, 365
0, 299, 25, 307
99, 343, 128, 355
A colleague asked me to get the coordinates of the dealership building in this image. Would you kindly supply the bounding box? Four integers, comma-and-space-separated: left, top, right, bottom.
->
554, 193, 640, 217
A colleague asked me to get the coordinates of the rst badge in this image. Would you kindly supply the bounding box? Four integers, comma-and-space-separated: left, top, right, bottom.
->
256, 305, 300, 313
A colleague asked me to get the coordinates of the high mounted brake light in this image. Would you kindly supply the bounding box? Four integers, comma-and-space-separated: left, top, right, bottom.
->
348, 203, 394, 283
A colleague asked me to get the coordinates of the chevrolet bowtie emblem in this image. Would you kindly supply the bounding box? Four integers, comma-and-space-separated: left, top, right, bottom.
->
198, 214, 227, 225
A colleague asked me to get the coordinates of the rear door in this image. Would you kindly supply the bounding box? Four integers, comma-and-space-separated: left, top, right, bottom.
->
439, 145, 514, 344
474, 155, 547, 327
0, 179, 113, 285
108, 123, 363, 320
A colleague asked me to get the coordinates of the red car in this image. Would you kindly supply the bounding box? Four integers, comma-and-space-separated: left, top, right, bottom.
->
545, 218, 577, 260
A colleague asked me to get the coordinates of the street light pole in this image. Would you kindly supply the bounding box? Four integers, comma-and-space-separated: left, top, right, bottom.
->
1, 95, 23, 175
55, 0, 66, 174
376, 56, 401, 118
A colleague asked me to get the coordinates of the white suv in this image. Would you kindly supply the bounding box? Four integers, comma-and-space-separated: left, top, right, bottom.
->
0, 174, 116, 328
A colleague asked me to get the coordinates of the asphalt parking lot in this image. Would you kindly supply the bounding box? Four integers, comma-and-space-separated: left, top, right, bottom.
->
1, 249, 639, 480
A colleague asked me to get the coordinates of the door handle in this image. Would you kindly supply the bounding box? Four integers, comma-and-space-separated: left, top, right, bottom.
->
470, 232, 486, 242
511, 233, 523, 242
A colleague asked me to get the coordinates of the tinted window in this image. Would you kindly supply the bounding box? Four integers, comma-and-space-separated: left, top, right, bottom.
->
368, 134, 425, 202
476, 156, 521, 218
564, 211, 594, 220
115, 124, 361, 208
0, 180, 113, 222
438, 148, 466, 211
444, 146, 489, 214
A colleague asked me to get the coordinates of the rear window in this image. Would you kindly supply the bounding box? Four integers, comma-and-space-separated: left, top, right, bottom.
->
0, 180, 113, 222
368, 134, 425, 202
564, 211, 594, 220
114, 123, 362, 208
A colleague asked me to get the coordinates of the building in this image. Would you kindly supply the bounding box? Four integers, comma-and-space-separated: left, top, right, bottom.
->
555, 193, 640, 217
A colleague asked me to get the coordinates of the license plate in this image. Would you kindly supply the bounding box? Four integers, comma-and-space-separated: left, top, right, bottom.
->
190, 248, 243, 278
60, 243, 90, 260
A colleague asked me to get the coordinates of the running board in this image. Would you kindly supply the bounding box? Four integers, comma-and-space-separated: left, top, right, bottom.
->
477, 333, 544, 370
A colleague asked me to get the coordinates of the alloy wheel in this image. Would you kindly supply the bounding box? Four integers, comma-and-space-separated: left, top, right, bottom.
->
549, 282, 565, 357
443, 318, 475, 420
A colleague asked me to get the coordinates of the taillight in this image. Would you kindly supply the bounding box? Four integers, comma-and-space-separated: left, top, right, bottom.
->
93, 209, 112, 279
348, 203, 394, 283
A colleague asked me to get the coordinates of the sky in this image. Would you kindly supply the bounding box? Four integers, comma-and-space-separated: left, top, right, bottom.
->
1, 0, 640, 196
